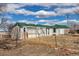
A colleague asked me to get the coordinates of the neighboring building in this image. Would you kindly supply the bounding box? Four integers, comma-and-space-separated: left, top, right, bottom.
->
69, 24, 79, 34
11, 23, 69, 40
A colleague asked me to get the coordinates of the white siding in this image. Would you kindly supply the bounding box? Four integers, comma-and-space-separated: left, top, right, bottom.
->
59, 29, 64, 34
56, 29, 65, 35
52, 28, 65, 35
49, 28, 53, 35
11, 25, 69, 40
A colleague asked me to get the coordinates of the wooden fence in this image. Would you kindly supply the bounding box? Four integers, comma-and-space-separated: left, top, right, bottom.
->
0, 32, 11, 40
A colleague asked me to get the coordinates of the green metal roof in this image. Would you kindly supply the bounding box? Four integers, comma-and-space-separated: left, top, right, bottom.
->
14, 23, 69, 28
14, 23, 53, 28
53, 24, 69, 28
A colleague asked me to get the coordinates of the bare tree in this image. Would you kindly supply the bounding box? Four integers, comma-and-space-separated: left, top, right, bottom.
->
0, 3, 13, 32
0, 3, 13, 41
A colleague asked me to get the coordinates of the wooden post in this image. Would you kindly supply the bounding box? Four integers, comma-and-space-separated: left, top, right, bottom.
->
15, 31, 18, 47
15, 36, 18, 47
15, 26, 20, 47
53, 27, 60, 56
26, 32, 28, 39
54, 34, 57, 48
23, 28, 26, 40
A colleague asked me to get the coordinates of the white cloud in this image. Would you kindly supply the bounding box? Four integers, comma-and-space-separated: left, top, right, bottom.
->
12, 4, 79, 17
54, 19, 79, 25
17, 19, 56, 25
1, 3, 79, 14
38, 20, 45, 22
34, 10, 56, 18
37, 19, 79, 25
37, 19, 59, 25
6, 3, 28, 12
13, 9, 57, 17
55, 8, 74, 15
55, 20, 68, 25
17, 20, 38, 24
43, 23, 51, 25
28, 3, 79, 7
12, 18, 79, 26
55, 6, 79, 15
0, 15, 13, 24
14, 9, 34, 15
17, 20, 27, 23
34, 6, 79, 17
2, 3, 79, 18
1, 3, 79, 25
0, 3, 7, 12
12, 9, 57, 18
1, 3, 79, 19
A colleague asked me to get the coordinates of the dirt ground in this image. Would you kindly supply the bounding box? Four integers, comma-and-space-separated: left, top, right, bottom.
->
0, 35, 79, 56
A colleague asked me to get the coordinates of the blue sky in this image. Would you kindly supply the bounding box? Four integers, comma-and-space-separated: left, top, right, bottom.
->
1, 3, 79, 25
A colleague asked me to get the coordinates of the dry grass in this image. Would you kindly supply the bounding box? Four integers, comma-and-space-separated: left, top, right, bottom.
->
0, 35, 79, 56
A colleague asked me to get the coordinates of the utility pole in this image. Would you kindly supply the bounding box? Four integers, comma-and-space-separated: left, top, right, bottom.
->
66, 14, 69, 26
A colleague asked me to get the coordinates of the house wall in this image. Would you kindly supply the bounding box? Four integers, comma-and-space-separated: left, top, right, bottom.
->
28, 27, 38, 38
11, 26, 69, 40
53, 28, 69, 35
57, 29, 64, 35
11, 26, 21, 40
20, 26, 39, 39
19, 27, 53, 39
49, 28, 53, 35
51, 28, 68, 35
27, 27, 48, 38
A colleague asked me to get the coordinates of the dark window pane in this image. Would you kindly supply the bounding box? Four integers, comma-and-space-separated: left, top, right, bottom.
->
24, 28, 26, 32
53, 28, 56, 33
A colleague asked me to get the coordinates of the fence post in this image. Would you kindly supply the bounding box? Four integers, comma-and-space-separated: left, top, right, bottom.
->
53, 34, 60, 56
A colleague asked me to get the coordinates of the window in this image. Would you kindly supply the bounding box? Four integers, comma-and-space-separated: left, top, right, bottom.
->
48, 29, 49, 34
53, 28, 56, 33
24, 28, 26, 32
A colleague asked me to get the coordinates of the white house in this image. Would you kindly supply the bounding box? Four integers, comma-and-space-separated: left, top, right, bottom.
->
11, 23, 69, 40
